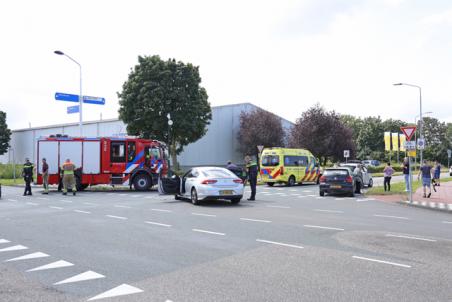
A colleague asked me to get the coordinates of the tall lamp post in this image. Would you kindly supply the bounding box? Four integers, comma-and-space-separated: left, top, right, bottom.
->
393, 83, 423, 164
167, 113, 173, 171
54, 50, 83, 137
414, 111, 432, 170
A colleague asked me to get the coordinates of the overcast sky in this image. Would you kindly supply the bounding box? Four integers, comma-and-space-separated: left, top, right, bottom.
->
1, 0, 451, 130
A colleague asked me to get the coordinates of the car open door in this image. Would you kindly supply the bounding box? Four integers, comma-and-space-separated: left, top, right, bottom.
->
158, 175, 181, 195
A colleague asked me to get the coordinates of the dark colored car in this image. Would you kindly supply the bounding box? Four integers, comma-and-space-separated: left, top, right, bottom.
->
319, 168, 356, 197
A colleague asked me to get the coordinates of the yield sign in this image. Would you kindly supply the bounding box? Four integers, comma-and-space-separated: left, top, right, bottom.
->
400, 126, 416, 141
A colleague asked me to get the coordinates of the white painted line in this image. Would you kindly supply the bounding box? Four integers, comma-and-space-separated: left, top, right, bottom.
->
26, 202, 38, 206
356, 198, 369, 202
373, 214, 409, 220
27, 260, 74, 272
145, 196, 154, 199
442, 221, 452, 224
0, 239, 11, 244
365, 198, 375, 201
298, 195, 308, 198
151, 208, 172, 213
49, 206, 64, 210
145, 221, 172, 227
315, 197, 324, 199
74, 210, 91, 214
54, 270, 105, 285
106, 215, 128, 220
60, 199, 72, 203
240, 218, 272, 223
83, 202, 98, 206
308, 194, 317, 197
0, 245, 28, 252
335, 198, 343, 200
114, 205, 132, 209
314, 209, 344, 214
304, 224, 344, 231
386, 234, 437, 242
87, 283, 144, 301
352, 256, 411, 268
192, 229, 225, 236
290, 189, 298, 192
256, 239, 304, 249
191, 212, 217, 217
131, 194, 141, 198
302, 190, 313, 193
5, 252, 49, 262
266, 205, 291, 209
37, 197, 49, 200
7, 199, 17, 202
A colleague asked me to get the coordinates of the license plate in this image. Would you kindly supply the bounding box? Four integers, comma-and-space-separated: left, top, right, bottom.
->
220, 190, 233, 195
330, 185, 341, 189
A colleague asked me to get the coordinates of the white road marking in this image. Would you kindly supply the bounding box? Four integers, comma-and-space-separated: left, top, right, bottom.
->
335, 198, 345, 200
7, 199, 17, 202
290, 189, 298, 192
192, 229, 225, 236
302, 190, 313, 193
0, 239, 11, 244
352, 256, 411, 268
291, 194, 301, 196
145, 221, 172, 227
106, 215, 127, 220
298, 195, 308, 198
374, 214, 409, 220
5, 252, 49, 262
256, 239, 304, 249
54, 270, 105, 285
26, 202, 38, 206
74, 210, 91, 214
314, 209, 344, 214
145, 196, 155, 199
385, 234, 437, 242
315, 197, 324, 199
83, 202, 98, 206
266, 205, 291, 209
0, 245, 28, 252
88, 283, 144, 301
49, 206, 64, 210
308, 194, 317, 197
131, 194, 141, 198
37, 197, 49, 200
27, 260, 74, 272
240, 218, 272, 223
192, 212, 217, 217
442, 221, 452, 224
60, 199, 72, 203
151, 208, 172, 213
304, 225, 344, 231
114, 205, 132, 209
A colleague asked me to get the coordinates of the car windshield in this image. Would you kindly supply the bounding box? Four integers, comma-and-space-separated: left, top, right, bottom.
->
323, 169, 349, 176
262, 155, 279, 166
202, 168, 236, 178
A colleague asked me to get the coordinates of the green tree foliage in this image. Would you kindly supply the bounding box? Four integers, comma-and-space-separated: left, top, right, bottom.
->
340, 114, 363, 142
0, 111, 11, 155
289, 104, 355, 165
118, 55, 212, 168
237, 108, 285, 157
421, 117, 451, 164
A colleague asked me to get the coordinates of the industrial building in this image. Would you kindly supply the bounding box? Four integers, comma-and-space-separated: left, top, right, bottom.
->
0, 103, 293, 169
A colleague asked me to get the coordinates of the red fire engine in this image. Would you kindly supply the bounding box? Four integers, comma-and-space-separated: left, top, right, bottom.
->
36, 135, 168, 191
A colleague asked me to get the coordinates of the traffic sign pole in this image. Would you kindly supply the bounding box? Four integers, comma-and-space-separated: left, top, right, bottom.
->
401, 126, 417, 204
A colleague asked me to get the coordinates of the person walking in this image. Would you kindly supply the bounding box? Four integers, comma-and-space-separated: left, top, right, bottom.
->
245, 155, 258, 201
41, 158, 49, 194
433, 160, 441, 187
418, 160, 433, 198
383, 162, 394, 192
61, 159, 77, 196
22, 158, 34, 196
401, 157, 410, 192
353, 164, 364, 194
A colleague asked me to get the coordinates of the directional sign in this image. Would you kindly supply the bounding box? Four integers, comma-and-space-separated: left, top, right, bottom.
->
55, 92, 79, 103
404, 141, 416, 150
344, 150, 350, 158
83, 95, 105, 105
417, 138, 425, 150
67, 105, 80, 114
400, 126, 416, 141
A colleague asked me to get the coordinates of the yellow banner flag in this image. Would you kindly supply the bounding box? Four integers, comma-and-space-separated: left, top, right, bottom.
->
391, 133, 399, 151
384, 132, 392, 151
399, 135, 406, 152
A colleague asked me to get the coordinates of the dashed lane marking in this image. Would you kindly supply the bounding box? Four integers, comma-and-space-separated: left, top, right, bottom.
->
240, 218, 272, 223
0, 239, 11, 244
442, 221, 452, 224
114, 205, 132, 209
49, 206, 64, 210
151, 209, 172, 213
37, 197, 49, 200
5, 252, 49, 262
26, 202, 39, 206
87, 283, 144, 301
60, 199, 73, 203
145, 221, 172, 227
106, 215, 128, 220
192, 229, 225, 236
256, 239, 304, 249
0, 245, 28, 252
74, 210, 91, 214
131, 194, 141, 198
385, 234, 436, 242
352, 256, 411, 268
314, 209, 344, 214
191, 213, 217, 217
303, 225, 344, 231
7, 199, 17, 202
27, 260, 74, 272
54, 270, 105, 285
308, 195, 317, 197
83, 202, 98, 206
373, 214, 409, 220
266, 205, 291, 209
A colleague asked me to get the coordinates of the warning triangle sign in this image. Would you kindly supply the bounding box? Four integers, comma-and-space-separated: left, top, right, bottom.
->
400, 126, 416, 141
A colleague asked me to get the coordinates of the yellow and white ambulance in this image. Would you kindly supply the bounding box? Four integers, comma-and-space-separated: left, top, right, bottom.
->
260, 148, 321, 186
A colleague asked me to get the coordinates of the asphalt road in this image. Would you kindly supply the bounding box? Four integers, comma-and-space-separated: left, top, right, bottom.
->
0, 184, 451, 302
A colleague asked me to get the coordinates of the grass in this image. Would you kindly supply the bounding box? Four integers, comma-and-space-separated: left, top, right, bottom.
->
372, 172, 403, 178
366, 177, 452, 196
0, 178, 25, 186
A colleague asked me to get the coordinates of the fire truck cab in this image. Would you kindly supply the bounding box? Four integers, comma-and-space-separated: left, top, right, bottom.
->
36, 135, 168, 191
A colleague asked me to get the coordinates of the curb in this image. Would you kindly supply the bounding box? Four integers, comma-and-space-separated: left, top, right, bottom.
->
401, 200, 452, 213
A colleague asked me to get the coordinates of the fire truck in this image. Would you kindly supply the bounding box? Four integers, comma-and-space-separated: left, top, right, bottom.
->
36, 135, 168, 191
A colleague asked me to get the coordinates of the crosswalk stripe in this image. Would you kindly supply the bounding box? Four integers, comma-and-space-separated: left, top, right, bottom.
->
54, 270, 105, 285
27, 260, 74, 272
87, 284, 144, 301
5, 252, 49, 262
0, 245, 28, 252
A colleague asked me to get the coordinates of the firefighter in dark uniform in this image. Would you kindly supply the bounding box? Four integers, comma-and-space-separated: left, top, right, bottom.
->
245, 155, 258, 201
22, 158, 34, 196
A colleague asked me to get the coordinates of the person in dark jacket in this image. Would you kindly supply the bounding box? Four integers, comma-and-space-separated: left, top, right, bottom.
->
22, 158, 34, 196
245, 155, 258, 201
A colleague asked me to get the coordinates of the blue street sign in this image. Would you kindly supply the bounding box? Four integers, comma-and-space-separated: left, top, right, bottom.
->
55, 92, 79, 102
67, 105, 80, 114
83, 95, 105, 105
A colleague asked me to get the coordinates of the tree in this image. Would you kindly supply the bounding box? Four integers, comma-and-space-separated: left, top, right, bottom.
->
340, 114, 362, 143
118, 55, 212, 169
237, 108, 285, 157
421, 117, 450, 165
0, 111, 11, 155
355, 117, 385, 160
289, 104, 355, 165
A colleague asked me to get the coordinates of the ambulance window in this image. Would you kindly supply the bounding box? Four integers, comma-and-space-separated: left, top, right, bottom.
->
284, 156, 308, 166
111, 141, 126, 163
262, 155, 279, 166
127, 142, 136, 162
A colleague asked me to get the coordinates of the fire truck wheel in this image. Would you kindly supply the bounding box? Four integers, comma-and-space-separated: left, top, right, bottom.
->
133, 174, 152, 191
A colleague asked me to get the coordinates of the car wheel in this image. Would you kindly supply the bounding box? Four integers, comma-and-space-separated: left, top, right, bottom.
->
266, 182, 275, 187
319, 191, 324, 197
368, 178, 373, 188
191, 188, 200, 205
133, 174, 152, 191
287, 176, 296, 187
231, 198, 241, 204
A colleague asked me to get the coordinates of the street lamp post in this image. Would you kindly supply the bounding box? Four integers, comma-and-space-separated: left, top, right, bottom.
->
54, 50, 83, 137
167, 113, 173, 171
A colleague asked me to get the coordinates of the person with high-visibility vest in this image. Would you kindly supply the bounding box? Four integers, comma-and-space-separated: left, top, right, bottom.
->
245, 155, 258, 201
61, 158, 77, 196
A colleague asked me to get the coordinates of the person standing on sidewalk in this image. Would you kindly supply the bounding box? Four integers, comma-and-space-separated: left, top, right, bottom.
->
22, 158, 34, 196
418, 160, 433, 198
433, 160, 441, 187
61, 159, 77, 196
401, 157, 410, 192
383, 162, 394, 191
245, 155, 258, 201
41, 158, 49, 194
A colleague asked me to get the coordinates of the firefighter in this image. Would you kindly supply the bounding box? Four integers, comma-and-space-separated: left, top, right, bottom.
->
245, 155, 258, 201
22, 158, 34, 196
41, 158, 49, 194
61, 158, 77, 196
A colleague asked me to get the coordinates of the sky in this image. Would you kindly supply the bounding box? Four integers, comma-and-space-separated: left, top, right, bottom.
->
1, 0, 451, 130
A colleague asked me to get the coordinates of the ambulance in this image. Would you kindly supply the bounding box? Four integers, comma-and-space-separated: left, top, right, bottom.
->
260, 148, 321, 186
